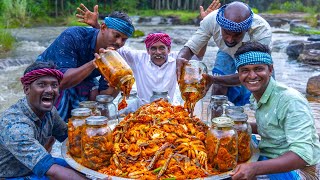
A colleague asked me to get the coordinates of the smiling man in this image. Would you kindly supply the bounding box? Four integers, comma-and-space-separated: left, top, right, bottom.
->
37, 11, 134, 122
176, 1, 272, 106
228, 42, 320, 179
0, 62, 87, 179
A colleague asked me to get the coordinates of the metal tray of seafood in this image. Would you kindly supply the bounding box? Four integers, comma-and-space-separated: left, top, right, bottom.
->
61, 119, 260, 180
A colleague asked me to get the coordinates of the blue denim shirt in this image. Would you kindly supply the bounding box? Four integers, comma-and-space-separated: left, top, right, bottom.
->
0, 97, 68, 178
37, 27, 108, 121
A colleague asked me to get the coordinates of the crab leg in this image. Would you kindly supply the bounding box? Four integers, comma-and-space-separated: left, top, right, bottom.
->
147, 142, 171, 170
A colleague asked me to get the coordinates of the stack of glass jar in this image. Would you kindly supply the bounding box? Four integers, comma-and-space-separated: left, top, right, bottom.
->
227, 112, 252, 163
206, 116, 238, 172
206, 95, 252, 172
68, 108, 91, 159
81, 116, 113, 170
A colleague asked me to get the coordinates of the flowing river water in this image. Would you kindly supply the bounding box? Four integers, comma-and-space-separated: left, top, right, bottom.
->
0, 25, 320, 158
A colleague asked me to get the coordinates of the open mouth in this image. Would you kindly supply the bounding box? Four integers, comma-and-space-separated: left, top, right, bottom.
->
41, 96, 54, 106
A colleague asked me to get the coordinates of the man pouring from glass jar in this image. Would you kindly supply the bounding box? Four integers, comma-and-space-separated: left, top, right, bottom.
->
37, 11, 135, 122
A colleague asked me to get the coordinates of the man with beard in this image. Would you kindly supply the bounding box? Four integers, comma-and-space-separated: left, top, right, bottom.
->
204, 42, 320, 179
0, 62, 87, 179
176, 1, 272, 106
37, 11, 135, 122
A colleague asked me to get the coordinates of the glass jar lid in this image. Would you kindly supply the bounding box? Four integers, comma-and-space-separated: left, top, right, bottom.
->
226, 106, 244, 114
96, 95, 114, 103
211, 116, 234, 127
79, 101, 98, 108
71, 108, 91, 116
152, 90, 168, 95
86, 116, 108, 125
211, 95, 228, 102
227, 112, 248, 122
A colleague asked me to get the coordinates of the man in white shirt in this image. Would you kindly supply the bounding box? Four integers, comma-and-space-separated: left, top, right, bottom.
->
76, 1, 221, 105
176, 1, 272, 106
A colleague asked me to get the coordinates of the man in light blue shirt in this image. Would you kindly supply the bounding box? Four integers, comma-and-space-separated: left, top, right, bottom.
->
205, 42, 320, 179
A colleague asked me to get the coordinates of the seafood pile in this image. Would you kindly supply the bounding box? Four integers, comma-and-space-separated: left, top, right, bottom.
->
98, 99, 213, 179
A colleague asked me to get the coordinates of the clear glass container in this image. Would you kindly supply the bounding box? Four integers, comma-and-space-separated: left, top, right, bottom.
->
150, 90, 170, 103
226, 106, 244, 116
178, 60, 207, 116
228, 112, 252, 162
95, 49, 135, 110
118, 90, 140, 119
96, 95, 118, 121
81, 116, 113, 170
206, 116, 238, 172
79, 101, 101, 115
68, 108, 91, 158
207, 95, 229, 122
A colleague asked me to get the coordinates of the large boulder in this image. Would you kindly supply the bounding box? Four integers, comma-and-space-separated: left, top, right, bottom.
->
307, 75, 320, 97
286, 41, 304, 58
286, 41, 320, 65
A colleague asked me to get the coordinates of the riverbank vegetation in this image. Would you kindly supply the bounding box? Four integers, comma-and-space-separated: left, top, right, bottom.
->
0, 0, 320, 53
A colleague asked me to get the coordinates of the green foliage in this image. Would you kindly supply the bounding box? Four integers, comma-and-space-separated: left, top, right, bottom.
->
132, 29, 145, 38
304, 14, 318, 27
251, 8, 259, 14
1, 0, 28, 27
291, 27, 320, 35
114, 0, 138, 13
0, 29, 15, 53
269, 1, 317, 13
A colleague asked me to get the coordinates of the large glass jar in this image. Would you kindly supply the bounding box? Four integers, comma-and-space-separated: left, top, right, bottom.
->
228, 112, 252, 162
118, 90, 140, 119
81, 116, 113, 170
207, 95, 228, 122
96, 95, 118, 121
206, 116, 238, 172
79, 101, 100, 116
150, 90, 170, 103
95, 49, 135, 110
68, 108, 91, 158
178, 60, 207, 116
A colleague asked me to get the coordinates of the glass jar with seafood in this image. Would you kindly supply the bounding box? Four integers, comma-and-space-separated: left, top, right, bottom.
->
178, 60, 207, 116
79, 100, 101, 115
206, 116, 238, 172
228, 112, 252, 162
68, 108, 91, 158
81, 116, 113, 170
95, 49, 135, 110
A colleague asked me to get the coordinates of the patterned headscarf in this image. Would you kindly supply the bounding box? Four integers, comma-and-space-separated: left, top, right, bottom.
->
235, 51, 273, 70
20, 68, 64, 86
144, 33, 171, 49
104, 17, 135, 37
216, 4, 253, 32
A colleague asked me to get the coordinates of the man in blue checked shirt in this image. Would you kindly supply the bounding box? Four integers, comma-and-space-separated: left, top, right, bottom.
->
0, 61, 87, 179
37, 11, 135, 122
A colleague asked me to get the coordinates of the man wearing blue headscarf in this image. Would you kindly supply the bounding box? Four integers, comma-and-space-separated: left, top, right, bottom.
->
177, 1, 272, 106
37, 11, 135, 122
205, 42, 320, 179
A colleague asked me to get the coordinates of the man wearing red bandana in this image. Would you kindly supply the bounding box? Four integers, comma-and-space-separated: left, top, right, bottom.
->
0, 62, 87, 179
